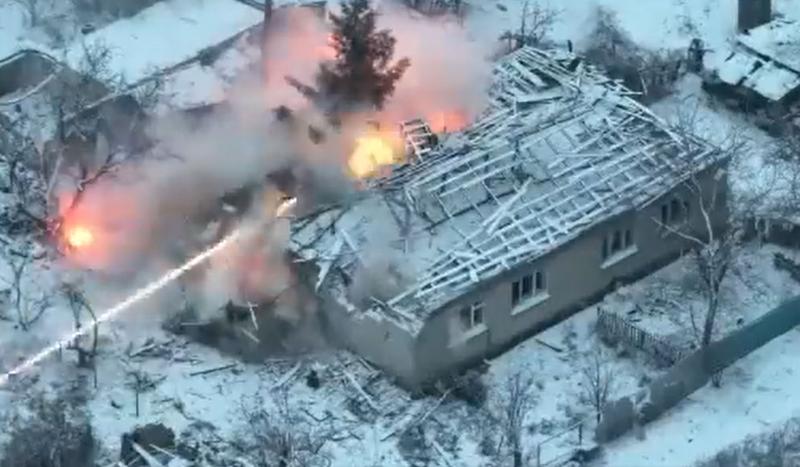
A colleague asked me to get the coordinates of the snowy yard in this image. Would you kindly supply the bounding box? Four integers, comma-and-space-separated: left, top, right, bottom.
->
3, 0, 800, 466
2, 240, 795, 466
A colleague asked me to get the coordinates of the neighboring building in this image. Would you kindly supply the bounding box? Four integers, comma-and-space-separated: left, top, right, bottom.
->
290, 46, 729, 389
703, 4, 800, 133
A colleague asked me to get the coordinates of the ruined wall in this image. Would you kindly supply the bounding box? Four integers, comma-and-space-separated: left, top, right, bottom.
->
320, 290, 419, 385
412, 164, 728, 385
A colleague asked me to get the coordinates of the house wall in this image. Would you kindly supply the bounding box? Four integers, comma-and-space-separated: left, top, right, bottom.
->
410, 165, 729, 387
321, 292, 419, 384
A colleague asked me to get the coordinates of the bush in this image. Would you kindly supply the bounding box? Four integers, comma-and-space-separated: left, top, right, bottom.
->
0, 393, 95, 467
398, 426, 433, 467
450, 370, 488, 408
699, 418, 800, 467
582, 6, 683, 103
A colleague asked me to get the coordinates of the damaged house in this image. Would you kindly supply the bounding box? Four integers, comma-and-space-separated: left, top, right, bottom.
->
703, 1, 800, 133
290, 46, 729, 388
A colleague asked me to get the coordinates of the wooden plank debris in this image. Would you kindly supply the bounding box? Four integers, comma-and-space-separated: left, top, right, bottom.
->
270, 361, 301, 390
342, 367, 380, 412
189, 363, 237, 377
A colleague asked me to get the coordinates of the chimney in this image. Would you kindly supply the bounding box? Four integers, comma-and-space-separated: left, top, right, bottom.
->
738, 0, 772, 32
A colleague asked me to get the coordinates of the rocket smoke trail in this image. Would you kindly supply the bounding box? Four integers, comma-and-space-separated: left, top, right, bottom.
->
0, 228, 244, 387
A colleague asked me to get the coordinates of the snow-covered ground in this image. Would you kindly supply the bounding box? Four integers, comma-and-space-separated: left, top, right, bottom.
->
2, 241, 790, 466
3, 0, 800, 466
601, 319, 800, 466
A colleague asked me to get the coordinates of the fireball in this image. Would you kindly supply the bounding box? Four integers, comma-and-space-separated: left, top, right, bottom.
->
64, 225, 95, 250
348, 134, 398, 178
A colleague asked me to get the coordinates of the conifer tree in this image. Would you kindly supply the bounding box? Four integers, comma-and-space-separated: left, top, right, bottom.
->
315, 0, 410, 112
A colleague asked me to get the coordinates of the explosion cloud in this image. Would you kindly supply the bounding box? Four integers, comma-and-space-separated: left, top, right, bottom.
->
53, 1, 495, 330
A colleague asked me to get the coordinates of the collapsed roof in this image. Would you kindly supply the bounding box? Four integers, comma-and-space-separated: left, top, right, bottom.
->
290, 46, 720, 334
706, 19, 800, 102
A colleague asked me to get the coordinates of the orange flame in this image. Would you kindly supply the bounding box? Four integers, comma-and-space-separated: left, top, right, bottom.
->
348, 131, 401, 178
427, 110, 468, 133
64, 225, 95, 249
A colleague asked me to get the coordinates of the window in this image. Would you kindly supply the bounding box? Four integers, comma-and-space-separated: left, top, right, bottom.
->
602, 228, 635, 261
660, 197, 691, 226
512, 270, 546, 306
459, 302, 484, 330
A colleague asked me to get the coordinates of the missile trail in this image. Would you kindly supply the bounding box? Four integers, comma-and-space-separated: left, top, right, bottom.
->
0, 227, 243, 387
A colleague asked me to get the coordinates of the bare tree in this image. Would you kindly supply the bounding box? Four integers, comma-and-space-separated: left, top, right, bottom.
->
518, 0, 560, 46
0, 114, 50, 232
0, 391, 96, 467
234, 391, 333, 467
499, 1, 560, 52
12, 0, 43, 27
124, 367, 160, 417
579, 349, 616, 423
62, 281, 99, 386
493, 373, 537, 467
657, 102, 747, 386
0, 247, 50, 331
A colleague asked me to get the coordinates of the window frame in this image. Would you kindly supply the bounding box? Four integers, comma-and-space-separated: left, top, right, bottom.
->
459, 301, 484, 330
601, 226, 638, 268
511, 270, 549, 311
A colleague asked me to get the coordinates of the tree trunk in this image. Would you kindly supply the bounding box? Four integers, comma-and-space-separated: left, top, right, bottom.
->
134, 390, 139, 417
513, 449, 522, 467
702, 294, 722, 387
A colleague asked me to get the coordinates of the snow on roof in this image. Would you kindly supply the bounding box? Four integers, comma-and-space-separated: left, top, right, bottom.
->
738, 19, 800, 74
707, 21, 800, 102
156, 33, 261, 111
743, 60, 800, 101
64, 0, 264, 86
291, 47, 720, 334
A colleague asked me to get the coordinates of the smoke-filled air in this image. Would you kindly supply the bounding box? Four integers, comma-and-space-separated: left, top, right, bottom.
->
54, 1, 494, 330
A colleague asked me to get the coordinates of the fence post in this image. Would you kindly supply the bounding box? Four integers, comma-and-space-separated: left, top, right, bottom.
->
578, 422, 583, 445
537, 444, 541, 467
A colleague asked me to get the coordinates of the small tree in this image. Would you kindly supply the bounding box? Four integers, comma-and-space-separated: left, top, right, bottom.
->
292, 0, 410, 114
502, 0, 559, 50
234, 391, 333, 467
579, 349, 616, 423
493, 373, 537, 467
125, 367, 160, 417
62, 281, 99, 386
0, 114, 50, 233
0, 391, 96, 467
658, 101, 746, 386
0, 247, 50, 331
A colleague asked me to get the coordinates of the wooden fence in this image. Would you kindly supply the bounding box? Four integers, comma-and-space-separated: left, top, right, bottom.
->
596, 307, 684, 367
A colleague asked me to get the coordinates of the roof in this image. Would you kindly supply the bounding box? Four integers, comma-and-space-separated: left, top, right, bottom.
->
64, 0, 264, 87
290, 47, 720, 334
738, 19, 800, 74
706, 19, 800, 102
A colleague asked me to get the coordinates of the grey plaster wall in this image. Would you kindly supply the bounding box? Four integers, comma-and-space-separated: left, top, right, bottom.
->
412, 165, 728, 386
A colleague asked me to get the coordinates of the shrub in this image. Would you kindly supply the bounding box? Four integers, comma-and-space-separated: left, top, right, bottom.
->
0, 392, 95, 467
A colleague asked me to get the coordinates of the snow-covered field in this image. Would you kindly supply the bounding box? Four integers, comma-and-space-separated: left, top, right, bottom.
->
3, 0, 800, 466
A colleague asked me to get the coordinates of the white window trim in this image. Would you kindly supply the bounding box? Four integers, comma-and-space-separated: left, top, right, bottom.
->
601, 245, 638, 269
512, 271, 546, 305
511, 291, 550, 316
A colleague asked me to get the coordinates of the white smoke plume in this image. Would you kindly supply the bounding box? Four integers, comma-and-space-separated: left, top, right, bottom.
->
57, 2, 496, 327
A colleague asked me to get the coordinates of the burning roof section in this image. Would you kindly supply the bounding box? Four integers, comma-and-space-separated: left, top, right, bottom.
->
706, 19, 800, 102
290, 46, 719, 334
